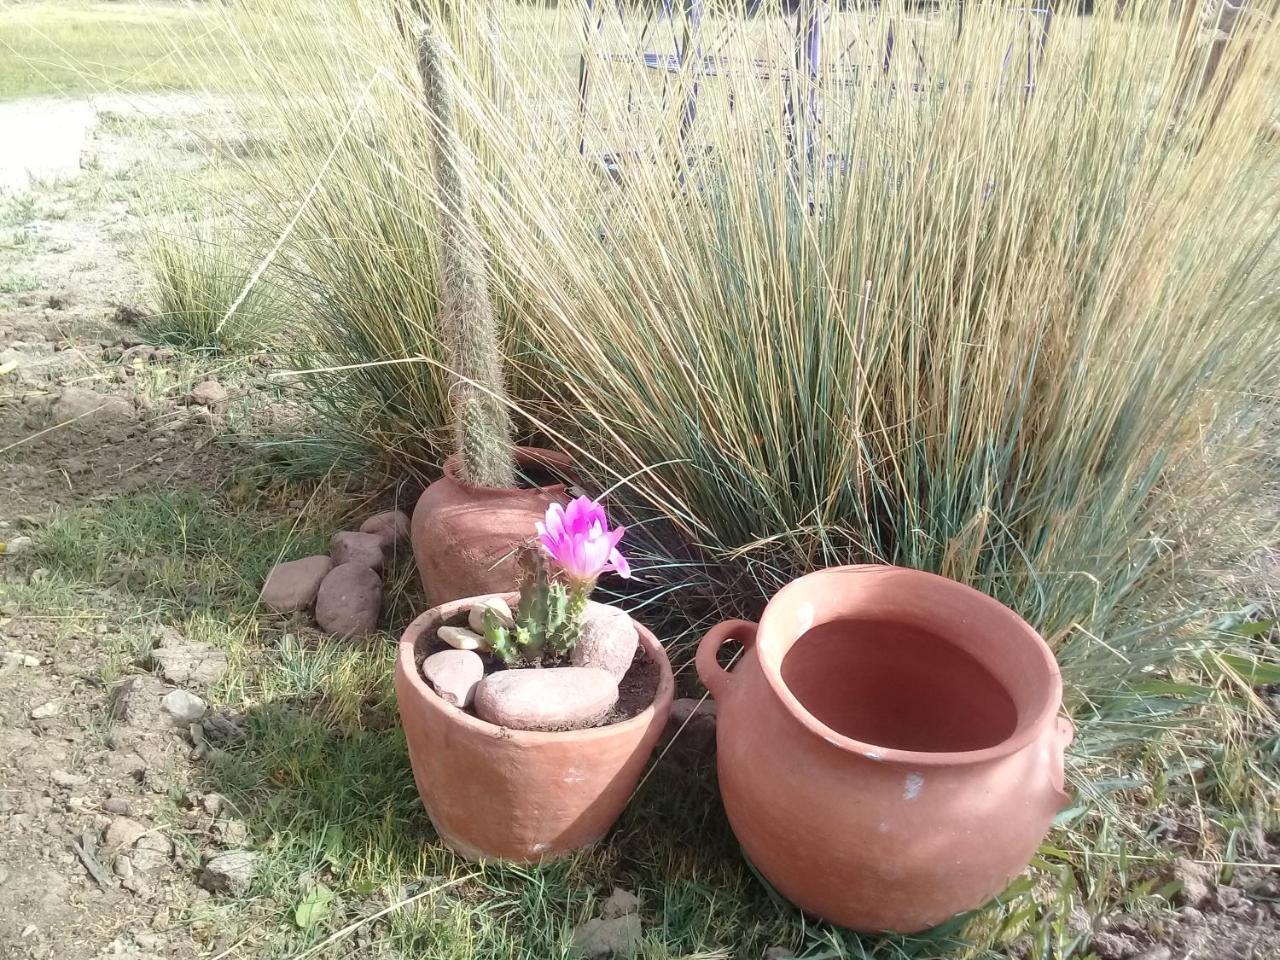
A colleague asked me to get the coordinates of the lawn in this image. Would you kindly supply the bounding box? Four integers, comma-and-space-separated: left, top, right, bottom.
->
0, 0, 296, 99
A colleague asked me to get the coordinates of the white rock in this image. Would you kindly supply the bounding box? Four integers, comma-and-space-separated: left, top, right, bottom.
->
602, 886, 641, 919
473, 667, 619, 732
573, 914, 642, 959
2, 652, 38, 670
148, 628, 228, 689
105, 816, 147, 850
200, 851, 258, 895
422, 649, 485, 708
161, 689, 207, 723
438, 625, 489, 652
468, 597, 514, 634
571, 602, 640, 681
30, 701, 61, 719
1, 535, 33, 556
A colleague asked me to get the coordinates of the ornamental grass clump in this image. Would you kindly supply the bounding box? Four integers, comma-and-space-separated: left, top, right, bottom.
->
449, 0, 1280, 697
163, 0, 538, 477
483, 497, 631, 664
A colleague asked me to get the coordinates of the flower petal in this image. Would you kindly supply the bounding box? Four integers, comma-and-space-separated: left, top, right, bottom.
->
608, 546, 631, 579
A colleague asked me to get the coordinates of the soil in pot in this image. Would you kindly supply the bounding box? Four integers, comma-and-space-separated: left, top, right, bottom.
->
414, 617, 661, 731
779, 616, 1018, 753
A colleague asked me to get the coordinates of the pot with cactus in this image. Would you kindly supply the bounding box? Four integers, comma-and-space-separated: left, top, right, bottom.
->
394, 497, 674, 862
410, 26, 573, 606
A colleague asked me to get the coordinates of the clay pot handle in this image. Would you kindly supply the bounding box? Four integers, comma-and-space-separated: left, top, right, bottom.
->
696, 619, 758, 701
1049, 715, 1075, 807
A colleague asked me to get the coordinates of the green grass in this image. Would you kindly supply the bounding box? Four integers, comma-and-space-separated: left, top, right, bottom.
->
5, 0, 1278, 956
0, 0, 299, 99
0, 193, 36, 226
10, 482, 1274, 959
0, 270, 39, 293
0, 436, 1272, 960
140, 219, 283, 353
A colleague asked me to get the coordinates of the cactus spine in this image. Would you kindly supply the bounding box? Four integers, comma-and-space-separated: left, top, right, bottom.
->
417, 24, 516, 489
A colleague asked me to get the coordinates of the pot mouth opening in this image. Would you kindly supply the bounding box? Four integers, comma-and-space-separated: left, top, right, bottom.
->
442, 447, 574, 495
758, 566, 1062, 766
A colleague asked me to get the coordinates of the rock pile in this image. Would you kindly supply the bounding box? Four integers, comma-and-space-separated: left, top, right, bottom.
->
259, 509, 410, 638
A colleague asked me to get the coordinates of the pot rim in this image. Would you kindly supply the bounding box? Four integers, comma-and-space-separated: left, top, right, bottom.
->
757, 564, 1063, 767
398, 592, 675, 744
440, 446, 574, 497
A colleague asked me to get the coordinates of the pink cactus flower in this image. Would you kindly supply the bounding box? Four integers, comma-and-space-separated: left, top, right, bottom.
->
536, 496, 630, 584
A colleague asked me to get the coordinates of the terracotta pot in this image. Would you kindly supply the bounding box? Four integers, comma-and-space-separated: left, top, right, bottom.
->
411, 446, 573, 607
395, 593, 675, 862
696, 565, 1073, 934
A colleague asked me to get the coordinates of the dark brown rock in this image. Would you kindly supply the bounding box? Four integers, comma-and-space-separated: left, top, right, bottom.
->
1172, 858, 1215, 908
260, 556, 332, 613
330, 531, 386, 572
314, 563, 382, 638
660, 697, 717, 765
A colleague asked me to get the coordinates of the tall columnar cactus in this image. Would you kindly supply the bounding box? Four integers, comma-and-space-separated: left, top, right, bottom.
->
416, 25, 517, 489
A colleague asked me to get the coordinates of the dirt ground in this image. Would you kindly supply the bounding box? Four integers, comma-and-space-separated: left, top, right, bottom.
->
2, 94, 1279, 960
0, 95, 259, 960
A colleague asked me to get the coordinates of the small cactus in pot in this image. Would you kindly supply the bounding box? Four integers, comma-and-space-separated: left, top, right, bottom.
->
481, 497, 632, 665
393, 494, 672, 862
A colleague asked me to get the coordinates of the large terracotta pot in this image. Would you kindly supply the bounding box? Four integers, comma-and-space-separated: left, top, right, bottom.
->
411, 447, 573, 607
696, 565, 1073, 934
395, 594, 675, 862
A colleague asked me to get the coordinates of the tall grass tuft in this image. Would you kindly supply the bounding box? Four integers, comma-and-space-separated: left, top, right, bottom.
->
160, 0, 541, 478
141, 218, 281, 353
452, 0, 1280, 690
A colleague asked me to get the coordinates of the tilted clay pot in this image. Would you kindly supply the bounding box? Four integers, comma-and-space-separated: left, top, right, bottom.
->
394, 594, 674, 862
697, 565, 1074, 934
411, 447, 572, 607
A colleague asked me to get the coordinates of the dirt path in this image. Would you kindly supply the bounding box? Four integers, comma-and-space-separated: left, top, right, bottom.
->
1, 96, 248, 960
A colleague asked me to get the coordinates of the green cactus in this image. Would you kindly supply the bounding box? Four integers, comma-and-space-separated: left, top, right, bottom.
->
482, 546, 589, 665
416, 24, 516, 489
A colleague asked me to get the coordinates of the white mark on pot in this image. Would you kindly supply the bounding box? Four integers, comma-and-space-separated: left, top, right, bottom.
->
794, 602, 815, 633
562, 769, 585, 783
865, 751, 883, 761
531, 843, 549, 854
878, 820, 890, 833
903, 772, 925, 800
